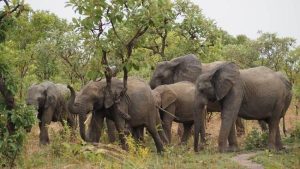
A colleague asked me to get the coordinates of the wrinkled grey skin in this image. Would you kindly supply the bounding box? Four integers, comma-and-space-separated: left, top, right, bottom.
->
150, 54, 202, 88
26, 81, 76, 145
193, 62, 292, 152
149, 54, 266, 137
68, 78, 166, 153
153, 81, 197, 144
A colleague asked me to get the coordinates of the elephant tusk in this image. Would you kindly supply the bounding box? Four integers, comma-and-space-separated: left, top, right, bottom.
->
156, 106, 179, 120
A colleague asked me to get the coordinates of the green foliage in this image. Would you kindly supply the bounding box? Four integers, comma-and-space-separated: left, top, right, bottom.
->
253, 149, 300, 169
0, 60, 17, 95
244, 128, 268, 150
0, 104, 36, 167
285, 122, 300, 143
49, 121, 73, 157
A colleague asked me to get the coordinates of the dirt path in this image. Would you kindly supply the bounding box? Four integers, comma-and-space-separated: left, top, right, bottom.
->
232, 152, 264, 169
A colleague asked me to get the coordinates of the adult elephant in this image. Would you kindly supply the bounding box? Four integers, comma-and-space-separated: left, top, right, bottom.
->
149, 54, 267, 136
193, 62, 292, 152
26, 81, 76, 145
68, 77, 166, 153
153, 81, 197, 144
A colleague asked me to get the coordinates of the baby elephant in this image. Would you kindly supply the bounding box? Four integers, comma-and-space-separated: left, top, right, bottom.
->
153, 81, 196, 144
26, 81, 76, 145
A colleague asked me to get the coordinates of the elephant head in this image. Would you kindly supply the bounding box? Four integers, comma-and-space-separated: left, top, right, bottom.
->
149, 54, 202, 89
26, 82, 57, 116
67, 78, 126, 141
193, 62, 240, 152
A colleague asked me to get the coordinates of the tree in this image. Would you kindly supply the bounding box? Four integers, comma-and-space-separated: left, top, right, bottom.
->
221, 35, 260, 68
256, 32, 296, 71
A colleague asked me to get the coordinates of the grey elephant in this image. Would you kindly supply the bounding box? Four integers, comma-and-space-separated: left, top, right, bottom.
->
26, 81, 76, 145
68, 77, 166, 153
153, 81, 196, 144
193, 62, 292, 152
149, 54, 267, 136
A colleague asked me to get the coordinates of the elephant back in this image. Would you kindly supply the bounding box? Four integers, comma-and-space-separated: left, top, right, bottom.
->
55, 83, 71, 102
275, 72, 292, 90
201, 61, 227, 74
172, 54, 202, 83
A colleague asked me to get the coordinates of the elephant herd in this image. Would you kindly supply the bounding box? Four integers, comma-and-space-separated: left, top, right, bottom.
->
26, 54, 292, 153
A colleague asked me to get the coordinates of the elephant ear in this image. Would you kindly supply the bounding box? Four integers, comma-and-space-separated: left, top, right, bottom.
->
104, 90, 114, 109
160, 87, 177, 109
211, 62, 240, 101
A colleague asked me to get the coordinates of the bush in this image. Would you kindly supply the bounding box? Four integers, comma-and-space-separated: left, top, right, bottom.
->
245, 128, 268, 150
0, 104, 36, 168
286, 122, 300, 143
49, 120, 73, 157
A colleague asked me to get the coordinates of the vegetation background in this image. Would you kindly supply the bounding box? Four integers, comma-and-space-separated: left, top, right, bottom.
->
0, 0, 299, 168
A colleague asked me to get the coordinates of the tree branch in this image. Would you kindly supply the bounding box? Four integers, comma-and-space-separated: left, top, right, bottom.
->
0, 3, 21, 21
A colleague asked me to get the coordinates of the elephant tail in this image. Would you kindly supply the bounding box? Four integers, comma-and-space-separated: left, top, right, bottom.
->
282, 115, 287, 137
281, 85, 292, 137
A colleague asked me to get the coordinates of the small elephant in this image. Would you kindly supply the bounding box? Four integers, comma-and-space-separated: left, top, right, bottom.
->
68, 77, 166, 153
153, 81, 196, 144
193, 62, 292, 152
26, 81, 76, 145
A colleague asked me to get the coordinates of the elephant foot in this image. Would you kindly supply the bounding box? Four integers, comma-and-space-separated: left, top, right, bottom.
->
178, 141, 188, 146
194, 144, 205, 152
121, 143, 129, 151
39, 140, 49, 146
268, 143, 277, 151
227, 145, 239, 152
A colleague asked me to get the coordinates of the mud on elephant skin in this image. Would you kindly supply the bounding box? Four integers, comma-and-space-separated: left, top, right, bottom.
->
26, 81, 76, 145
68, 77, 166, 153
193, 62, 292, 152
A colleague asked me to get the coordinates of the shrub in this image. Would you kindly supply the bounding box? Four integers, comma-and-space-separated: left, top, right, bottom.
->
286, 122, 300, 143
0, 104, 36, 168
49, 120, 74, 157
245, 128, 268, 150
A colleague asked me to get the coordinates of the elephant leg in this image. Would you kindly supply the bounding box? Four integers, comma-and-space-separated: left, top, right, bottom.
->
113, 114, 128, 150
267, 118, 280, 150
162, 105, 175, 143
235, 117, 245, 136
275, 124, 284, 150
132, 126, 144, 142
158, 126, 169, 145
258, 120, 268, 132
180, 122, 193, 144
162, 118, 173, 144
218, 94, 241, 153
87, 113, 104, 142
228, 122, 239, 152
137, 126, 145, 142
146, 125, 164, 153
106, 119, 117, 143
65, 114, 77, 141
39, 108, 53, 145
177, 123, 184, 138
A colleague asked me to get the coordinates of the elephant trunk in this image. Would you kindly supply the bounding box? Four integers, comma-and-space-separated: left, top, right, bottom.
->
67, 85, 76, 114
194, 100, 206, 152
79, 113, 87, 141
67, 85, 91, 141
149, 79, 159, 89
